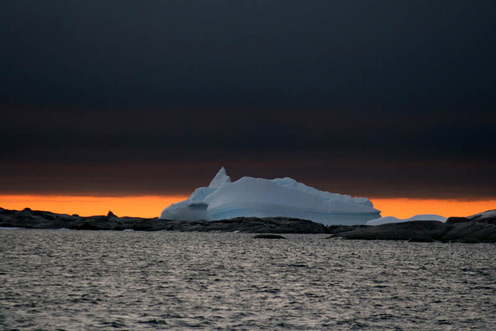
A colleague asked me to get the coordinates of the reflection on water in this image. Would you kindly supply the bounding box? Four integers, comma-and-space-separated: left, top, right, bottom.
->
0, 230, 495, 329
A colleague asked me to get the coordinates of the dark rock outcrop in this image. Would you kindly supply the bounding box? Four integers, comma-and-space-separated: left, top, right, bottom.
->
447, 209, 496, 225
252, 234, 286, 239
334, 221, 447, 241
0, 207, 328, 234
335, 213, 496, 243
2, 206, 495, 241
446, 217, 471, 224
107, 210, 117, 218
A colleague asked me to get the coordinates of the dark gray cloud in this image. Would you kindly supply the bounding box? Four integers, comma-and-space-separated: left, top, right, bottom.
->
0, 1, 495, 198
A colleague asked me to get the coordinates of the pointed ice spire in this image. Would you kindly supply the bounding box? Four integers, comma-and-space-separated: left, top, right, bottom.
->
208, 167, 231, 188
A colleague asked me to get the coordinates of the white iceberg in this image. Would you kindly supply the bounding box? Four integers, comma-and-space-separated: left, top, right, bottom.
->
366, 214, 447, 226
160, 167, 381, 225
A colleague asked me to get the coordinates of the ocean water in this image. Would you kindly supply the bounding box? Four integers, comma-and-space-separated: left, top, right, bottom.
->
0, 230, 495, 330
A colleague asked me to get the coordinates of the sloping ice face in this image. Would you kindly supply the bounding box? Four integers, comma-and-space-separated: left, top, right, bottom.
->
160, 167, 381, 225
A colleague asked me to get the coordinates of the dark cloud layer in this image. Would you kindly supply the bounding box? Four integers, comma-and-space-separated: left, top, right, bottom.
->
1, 1, 495, 198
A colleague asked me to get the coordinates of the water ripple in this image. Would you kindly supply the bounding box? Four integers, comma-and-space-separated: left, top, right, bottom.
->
0, 231, 495, 329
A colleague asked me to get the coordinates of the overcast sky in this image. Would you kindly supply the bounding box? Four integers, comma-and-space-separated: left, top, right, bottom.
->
1, 1, 495, 199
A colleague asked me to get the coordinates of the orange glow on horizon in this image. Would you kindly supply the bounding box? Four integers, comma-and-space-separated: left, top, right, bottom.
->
0, 195, 189, 218
371, 198, 496, 219
0, 195, 494, 219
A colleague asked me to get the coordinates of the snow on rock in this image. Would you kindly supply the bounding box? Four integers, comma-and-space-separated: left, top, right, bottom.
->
367, 214, 447, 226
467, 209, 496, 220
160, 168, 381, 225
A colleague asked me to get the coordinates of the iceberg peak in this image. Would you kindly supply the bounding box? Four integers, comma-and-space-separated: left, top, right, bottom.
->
161, 168, 381, 225
208, 167, 231, 188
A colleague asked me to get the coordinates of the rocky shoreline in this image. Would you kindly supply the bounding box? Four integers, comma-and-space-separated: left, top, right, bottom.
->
1, 207, 495, 242
332, 217, 496, 243
0, 207, 332, 234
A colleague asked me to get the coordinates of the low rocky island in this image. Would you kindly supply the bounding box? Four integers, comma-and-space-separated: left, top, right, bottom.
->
0, 207, 329, 233
1, 207, 495, 242
333, 210, 496, 243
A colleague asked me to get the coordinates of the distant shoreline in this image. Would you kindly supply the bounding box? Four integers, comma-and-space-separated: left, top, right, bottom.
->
0, 207, 330, 234
1, 207, 495, 243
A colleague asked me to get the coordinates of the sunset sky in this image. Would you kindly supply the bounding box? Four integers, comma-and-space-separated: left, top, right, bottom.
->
1, 1, 494, 218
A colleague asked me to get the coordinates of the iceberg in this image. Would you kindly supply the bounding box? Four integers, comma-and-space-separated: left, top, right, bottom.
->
160, 167, 381, 225
366, 214, 447, 226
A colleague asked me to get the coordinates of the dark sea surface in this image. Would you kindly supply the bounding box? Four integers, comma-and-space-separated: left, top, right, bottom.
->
0, 230, 495, 330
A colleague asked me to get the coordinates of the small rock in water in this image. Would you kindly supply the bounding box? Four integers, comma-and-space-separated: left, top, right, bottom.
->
252, 234, 286, 239
408, 236, 436, 243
